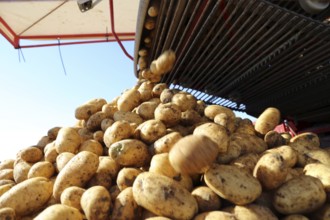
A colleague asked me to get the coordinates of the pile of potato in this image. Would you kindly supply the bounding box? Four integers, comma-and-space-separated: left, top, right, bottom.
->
0, 50, 330, 220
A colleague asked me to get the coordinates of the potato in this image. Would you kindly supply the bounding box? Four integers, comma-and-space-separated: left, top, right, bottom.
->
304, 163, 330, 192
264, 130, 287, 148
0, 169, 13, 181
28, 161, 55, 179
110, 185, 120, 202
160, 88, 177, 103
117, 88, 141, 112
273, 175, 326, 214
60, 186, 85, 211
78, 127, 94, 141
132, 172, 198, 220
253, 152, 288, 190
53, 151, 99, 201
138, 81, 154, 102
204, 164, 262, 205
135, 119, 167, 144
55, 152, 75, 173
167, 124, 194, 136
181, 109, 202, 126
154, 103, 181, 127
282, 214, 309, 220
37, 136, 53, 149
47, 126, 61, 140
304, 149, 330, 166
169, 135, 218, 174
100, 118, 114, 131
34, 204, 83, 220
285, 168, 304, 183
230, 153, 260, 174
0, 159, 14, 170
75, 98, 107, 120
289, 132, 320, 153
150, 50, 176, 75
193, 122, 229, 153
101, 104, 118, 118
116, 167, 143, 191
191, 186, 221, 213
103, 121, 133, 148
152, 83, 168, 97
44, 141, 58, 163
234, 118, 256, 135
86, 111, 107, 131
109, 139, 150, 167
0, 207, 15, 220
172, 92, 197, 112
265, 145, 298, 168
0, 180, 14, 187
231, 204, 278, 220
255, 107, 281, 135
93, 130, 104, 143
111, 187, 142, 220
149, 153, 193, 191
17, 146, 43, 163
0, 183, 15, 197
81, 186, 111, 220
153, 132, 182, 154
136, 101, 159, 120
78, 139, 103, 156
194, 211, 237, 220
229, 133, 268, 155
55, 127, 81, 154
113, 110, 144, 125
141, 69, 162, 83
216, 141, 242, 164
204, 105, 236, 121
0, 177, 53, 216
13, 160, 32, 183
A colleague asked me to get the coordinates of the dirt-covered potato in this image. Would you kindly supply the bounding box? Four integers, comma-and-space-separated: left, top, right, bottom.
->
17, 146, 43, 163
60, 186, 85, 211
0, 177, 53, 216
75, 98, 107, 120
111, 187, 142, 220
34, 204, 83, 220
229, 133, 268, 156
230, 153, 260, 174
149, 153, 193, 190
55, 152, 75, 173
101, 103, 118, 119
132, 172, 198, 220
153, 132, 182, 154
159, 88, 177, 103
13, 160, 32, 183
55, 127, 81, 154
103, 121, 133, 148
109, 139, 150, 167
53, 151, 99, 201
303, 148, 330, 166
191, 186, 221, 213
273, 175, 326, 214
204, 164, 262, 205
265, 145, 298, 168
113, 110, 144, 125
181, 109, 202, 126
169, 135, 218, 174
254, 107, 281, 135
116, 167, 143, 191
204, 105, 236, 126
117, 88, 141, 112
135, 119, 167, 144
171, 92, 197, 112
234, 118, 256, 135
304, 163, 330, 192
264, 130, 287, 148
230, 204, 278, 220
193, 122, 229, 153
193, 211, 236, 220
136, 101, 159, 120
81, 186, 111, 220
78, 139, 103, 156
154, 103, 181, 127
28, 161, 55, 179
100, 118, 114, 131
138, 81, 154, 102
86, 111, 107, 131
253, 152, 288, 190
0, 207, 16, 220
47, 126, 61, 140
152, 83, 168, 97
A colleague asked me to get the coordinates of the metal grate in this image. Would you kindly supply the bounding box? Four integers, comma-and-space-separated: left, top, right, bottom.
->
134, 0, 330, 124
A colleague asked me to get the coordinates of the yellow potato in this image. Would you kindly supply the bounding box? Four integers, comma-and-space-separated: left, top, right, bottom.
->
254, 107, 281, 135
86, 111, 107, 131
0, 183, 15, 197
93, 130, 104, 143
191, 186, 221, 213
135, 119, 167, 144
55, 127, 81, 154
75, 98, 107, 120
152, 83, 168, 97
0, 207, 16, 220
34, 204, 83, 220
55, 152, 75, 173
47, 126, 61, 140
117, 88, 141, 112
229, 133, 267, 155
101, 118, 114, 131
102, 103, 118, 119
28, 161, 55, 179
149, 50, 176, 75
13, 160, 32, 183
103, 121, 133, 148
111, 187, 142, 220
116, 167, 143, 191
181, 109, 202, 126
81, 186, 111, 220
0, 177, 53, 216
113, 110, 144, 125
138, 81, 154, 102
171, 92, 197, 112
0, 159, 14, 170
231, 204, 278, 220
44, 141, 58, 163
153, 131, 182, 154
136, 101, 159, 120
17, 146, 43, 163
264, 130, 287, 148
265, 145, 298, 168
204, 164, 262, 205
0, 180, 14, 187
193, 211, 236, 220
78, 127, 94, 141
0, 169, 13, 181
154, 103, 181, 127
60, 186, 85, 211
53, 151, 99, 201
230, 153, 260, 174
304, 163, 330, 192
78, 139, 103, 156
132, 172, 198, 220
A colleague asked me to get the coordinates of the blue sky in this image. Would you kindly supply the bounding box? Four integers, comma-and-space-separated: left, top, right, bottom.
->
0, 36, 137, 161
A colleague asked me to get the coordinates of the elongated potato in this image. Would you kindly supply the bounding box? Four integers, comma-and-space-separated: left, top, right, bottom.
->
117, 88, 141, 112
55, 127, 81, 154
0, 169, 13, 181
60, 186, 85, 211
265, 145, 298, 168
13, 160, 32, 183
111, 187, 142, 220
150, 50, 176, 75
154, 103, 181, 127
113, 110, 144, 125
81, 186, 111, 220
28, 161, 55, 179
304, 163, 330, 192
132, 172, 198, 220
153, 132, 182, 154
135, 119, 167, 144
53, 151, 99, 201
103, 121, 133, 148
0, 177, 53, 216
17, 146, 43, 163
138, 81, 154, 102
255, 107, 281, 135
75, 98, 107, 120
34, 204, 83, 220
204, 164, 262, 205
79, 139, 103, 156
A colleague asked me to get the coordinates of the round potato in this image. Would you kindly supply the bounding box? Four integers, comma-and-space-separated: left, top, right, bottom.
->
204, 164, 262, 205
60, 186, 85, 211
55, 127, 81, 154
44, 141, 58, 163
78, 139, 103, 156
273, 175, 326, 214
191, 186, 221, 213
254, 107, 281, 135
0, 177, 53, 216
304, 163, 330, 192
193, 211, 236, 220
81, 186, 111, 220
17, 146, 43, 163
132, 172, 198, 220
75, 98, 107, 120
109, 139, 150, 167
171, 92, 197, 112
135, 119, 167, 144
181, 109, 202, 126
55, 152, 75, 173
230, 153, 260, 174
265, 145, 298, 168
28, 161, 55, 179
169, 135, 219, 174
113, 110, 144, 125
111, 187, 142, 220
116, 167, 143, 191
101, 103, 118, 119
101, 118, 114, 131
86, 111, 107, 131
34, 204, 83, 220
53, 151, 99, 201
0, 159, 15, 170
264, 130, 287, 148
47, 126, 61, 140
117, 88, 141, 112
229, 133, 268, 155
136, 101, 159, 120
13, 161, 32, 183
152, 83, 168, 97
138, 81, 154, 102
103, 121, 133, 148
153, 131, 182, 154
154, 103, 181, 127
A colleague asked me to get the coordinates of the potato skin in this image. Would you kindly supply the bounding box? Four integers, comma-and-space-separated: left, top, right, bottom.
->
34, 204, 83, 220
117, 88, 141, 112
113, 110, 144, 125
17, 146, 43, 163
53, 151, 99, 201
75, 98, 107, 120
13, 161, 32, 183
132, 172, 198, 220
0, 169, 13, 181
154, 103, 181, 127
55, 127, 81, 154
116, 167, 143, 191
255, 107, 281, 135
103, 121, 133, 148
232, 204, 278, 220
0, 159, 15, 170
0, 177, 53, 216
81, 186, 111, 220
273, 175, 326, 214
135, 119, 167, 144
153, 132, 182, 154
55, 152, 75, 173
